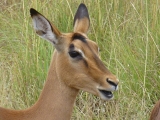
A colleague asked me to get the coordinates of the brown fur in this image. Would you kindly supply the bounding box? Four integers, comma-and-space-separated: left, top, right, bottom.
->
0, 3, 119, 120
150, 100, 160, 120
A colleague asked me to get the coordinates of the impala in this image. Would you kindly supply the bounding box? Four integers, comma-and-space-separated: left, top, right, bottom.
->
0, 3, 119, 120
150, 99, 160, 120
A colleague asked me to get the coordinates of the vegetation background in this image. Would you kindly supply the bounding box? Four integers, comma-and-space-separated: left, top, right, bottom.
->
0, 0, 159, 119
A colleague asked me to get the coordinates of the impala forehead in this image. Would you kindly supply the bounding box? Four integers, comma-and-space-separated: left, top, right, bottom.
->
69, 40, 96, 55
71, 33, 98, 50
71, 32, 87, 43
63, 32, 99, 55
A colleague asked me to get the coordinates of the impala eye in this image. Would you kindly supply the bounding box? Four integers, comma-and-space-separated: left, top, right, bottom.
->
69, 51, 82, 59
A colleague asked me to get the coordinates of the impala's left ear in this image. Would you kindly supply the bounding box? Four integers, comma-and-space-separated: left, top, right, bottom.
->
30, 8, 61, 50
73, 3, 90, 34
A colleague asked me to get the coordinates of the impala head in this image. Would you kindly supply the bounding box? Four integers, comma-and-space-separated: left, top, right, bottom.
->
30, 3, 119, 100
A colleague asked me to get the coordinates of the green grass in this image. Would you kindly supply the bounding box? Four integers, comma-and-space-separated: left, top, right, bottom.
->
0, 0, 160, 119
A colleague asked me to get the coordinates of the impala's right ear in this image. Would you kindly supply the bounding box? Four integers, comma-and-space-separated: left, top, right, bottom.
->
30, 8, 61, 49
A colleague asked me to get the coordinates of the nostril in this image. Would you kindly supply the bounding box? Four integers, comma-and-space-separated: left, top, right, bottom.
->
106, 78, 117, 87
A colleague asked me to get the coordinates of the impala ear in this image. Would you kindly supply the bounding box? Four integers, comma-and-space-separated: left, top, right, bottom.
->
30, 8, 61, 49
73, 3, 90, 34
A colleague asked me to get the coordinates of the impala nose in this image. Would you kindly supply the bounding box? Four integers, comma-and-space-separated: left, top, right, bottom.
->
106, 78, 118, 90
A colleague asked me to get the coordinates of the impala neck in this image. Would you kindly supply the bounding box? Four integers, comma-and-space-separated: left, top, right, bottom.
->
26, 52, 79, 120
0, 51, 79, 120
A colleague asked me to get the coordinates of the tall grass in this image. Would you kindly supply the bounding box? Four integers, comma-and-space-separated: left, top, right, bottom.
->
0, 0, 159, 119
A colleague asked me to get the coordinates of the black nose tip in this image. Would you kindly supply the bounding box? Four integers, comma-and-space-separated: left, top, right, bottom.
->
106, 78, 118, 87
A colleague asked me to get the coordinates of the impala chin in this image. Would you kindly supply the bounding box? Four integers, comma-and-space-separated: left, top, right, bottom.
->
98, 89, 114, 100
97, 86, 117, 100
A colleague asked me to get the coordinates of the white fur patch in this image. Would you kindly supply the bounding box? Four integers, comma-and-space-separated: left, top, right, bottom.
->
76, 48, 87, 59
32, 15, 57, 44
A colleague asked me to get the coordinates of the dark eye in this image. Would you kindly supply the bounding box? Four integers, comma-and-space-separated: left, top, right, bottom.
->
69, 51, 82, 58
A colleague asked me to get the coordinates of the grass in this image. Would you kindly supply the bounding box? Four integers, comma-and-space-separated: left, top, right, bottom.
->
0, 0, 160, 119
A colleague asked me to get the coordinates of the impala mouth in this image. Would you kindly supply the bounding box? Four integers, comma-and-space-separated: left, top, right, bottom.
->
98, 89, 113, 100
